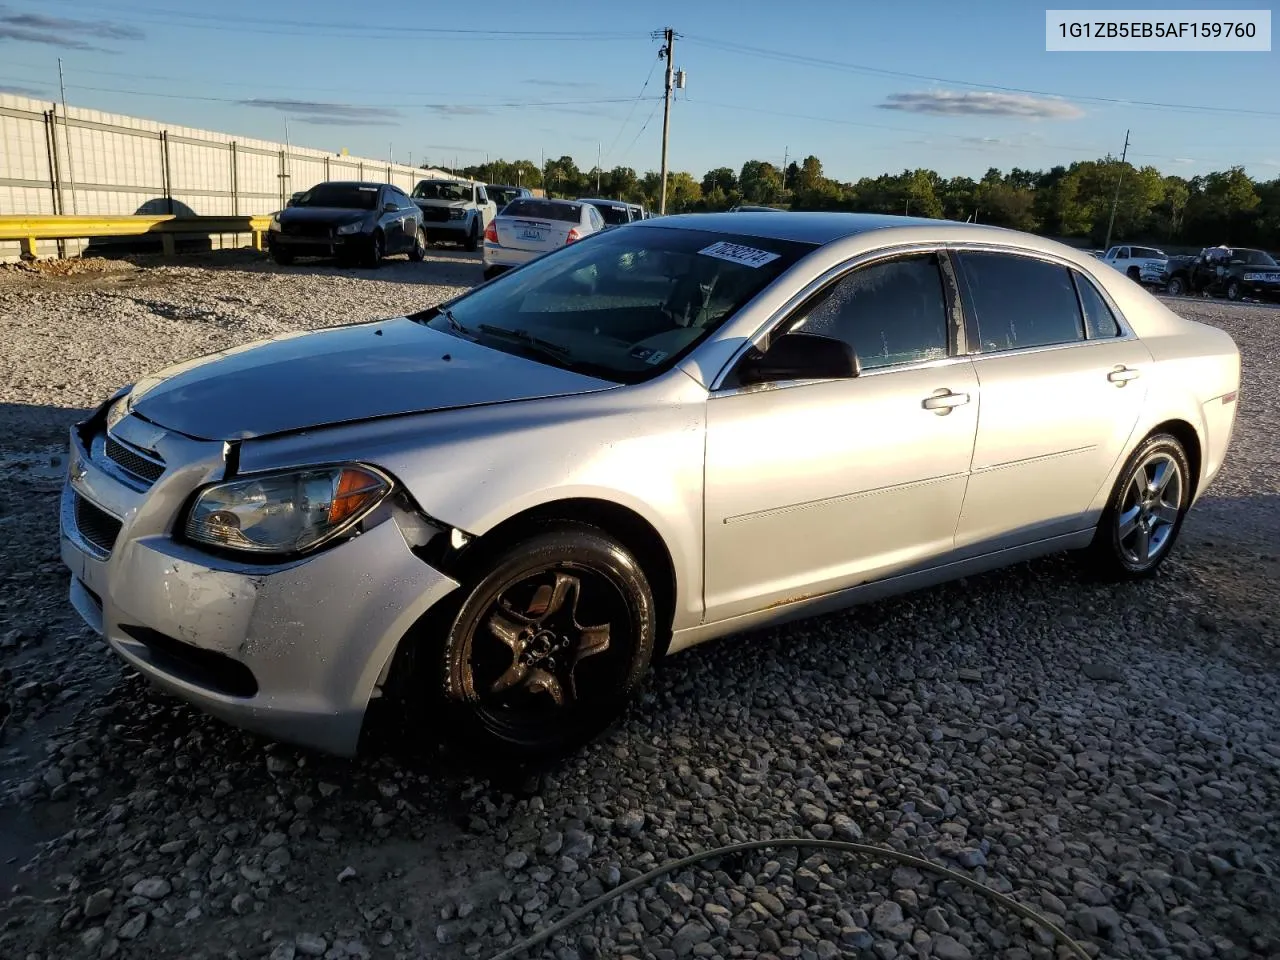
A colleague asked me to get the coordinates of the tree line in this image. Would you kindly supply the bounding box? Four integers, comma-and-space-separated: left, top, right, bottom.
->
446, 154, 1280, 249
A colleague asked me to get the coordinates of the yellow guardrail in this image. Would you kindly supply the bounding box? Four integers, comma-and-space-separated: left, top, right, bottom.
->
0, 214, 275, 257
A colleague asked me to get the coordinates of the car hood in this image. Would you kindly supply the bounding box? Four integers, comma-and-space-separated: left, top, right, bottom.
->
413, 198, 469, 209
126, 318, 617, 441
279, 207, 368, 226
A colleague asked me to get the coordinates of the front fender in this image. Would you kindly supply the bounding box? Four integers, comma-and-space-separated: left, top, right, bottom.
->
236, 372, 711, 629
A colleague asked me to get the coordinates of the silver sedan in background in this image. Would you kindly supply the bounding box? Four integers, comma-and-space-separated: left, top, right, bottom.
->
60, 213, 1241, 760
482, 197, 607, 280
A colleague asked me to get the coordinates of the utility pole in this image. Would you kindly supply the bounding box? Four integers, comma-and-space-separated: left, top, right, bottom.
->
658, 27, 675, 215
58, 58, 77, 216
597, 141, 602, 193
1103, 129, 1131, 251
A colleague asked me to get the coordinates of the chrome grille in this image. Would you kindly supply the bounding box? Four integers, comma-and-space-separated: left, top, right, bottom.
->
74, 494, 123, 557
105, 436, 164, 486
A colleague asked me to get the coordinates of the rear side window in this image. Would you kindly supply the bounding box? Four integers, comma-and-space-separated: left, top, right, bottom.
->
788, 252, 950, 371
958, 252, 1084, 352
504, 199, 581, 222
1072, 271, 1122, 339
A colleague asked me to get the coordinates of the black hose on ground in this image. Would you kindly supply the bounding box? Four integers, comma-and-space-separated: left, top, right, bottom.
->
485, 837, 1093, 960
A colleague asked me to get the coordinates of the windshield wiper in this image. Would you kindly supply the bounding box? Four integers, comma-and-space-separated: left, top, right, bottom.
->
441, 307, 468, 336
476, 323, 579, 369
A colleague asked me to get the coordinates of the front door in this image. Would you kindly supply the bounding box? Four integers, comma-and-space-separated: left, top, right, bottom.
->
950, 249, 1152, 551
703, 250, 981, 623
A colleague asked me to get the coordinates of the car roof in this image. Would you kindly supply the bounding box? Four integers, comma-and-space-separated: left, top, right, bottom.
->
579, 198, 628, 207
508, 197, 580, 206
632, 211, 1054, 248
314, 181, 387, 189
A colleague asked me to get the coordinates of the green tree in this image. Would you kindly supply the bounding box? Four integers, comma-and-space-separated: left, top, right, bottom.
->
701, 167, 737, 195
739, 160, 784, 204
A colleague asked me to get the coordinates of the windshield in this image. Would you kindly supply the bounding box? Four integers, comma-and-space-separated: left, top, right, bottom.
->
412, 180, 470, 201
489, 187, 520, 206
503, 199, 582, 223
1236, 249, 1277, 266
416, 226, 816, 383
294, 184, 379, 210
591, 203, 632, 225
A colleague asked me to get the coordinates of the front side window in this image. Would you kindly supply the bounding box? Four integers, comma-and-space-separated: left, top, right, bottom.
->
1072, 270, 1122, 339
958, 252, 1085, 352
784, 253, 950, 371
415, 226, 815, 383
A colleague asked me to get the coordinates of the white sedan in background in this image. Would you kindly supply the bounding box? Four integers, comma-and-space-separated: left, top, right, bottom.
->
483, 198, 607, 280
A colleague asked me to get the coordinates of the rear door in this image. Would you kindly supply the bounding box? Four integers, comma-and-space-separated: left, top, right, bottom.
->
496, 201, 578, 254
950, 248, 1152, 552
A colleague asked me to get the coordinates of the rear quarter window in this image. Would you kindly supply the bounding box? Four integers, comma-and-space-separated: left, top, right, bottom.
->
1072, 270, 1123, 339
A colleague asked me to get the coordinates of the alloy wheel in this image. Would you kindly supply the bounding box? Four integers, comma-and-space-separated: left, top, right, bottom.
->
1116, 451, 1184, 567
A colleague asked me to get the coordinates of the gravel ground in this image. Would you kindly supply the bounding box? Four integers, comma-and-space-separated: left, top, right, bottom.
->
0, 252, 1277, 960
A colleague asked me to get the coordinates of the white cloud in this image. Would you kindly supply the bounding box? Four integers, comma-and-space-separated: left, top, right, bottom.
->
880, 90, 1084, 120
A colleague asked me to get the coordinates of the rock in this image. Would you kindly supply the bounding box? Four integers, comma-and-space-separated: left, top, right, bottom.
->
131, 877, 171, 900
672, 922, 711, 956
1082, 662, 1124, 682
81, 927, 106, 950
616, 810, 646, 837
83, 889, 113, 918
231, 892, 254, 915
930, 933, 973, 960
562, 829, 594, 860
269, 944, 297, 960
800, 803, 827, 825
924, 906, 948, 933
503, 851, 528, 871
955, 848, 986, 869
831, 814, 863, 840
295, 933, 328, 956
118, 912, 148, 940
872, 901, 904, 931
754, 892, 785, 917
337, 866, 357, 883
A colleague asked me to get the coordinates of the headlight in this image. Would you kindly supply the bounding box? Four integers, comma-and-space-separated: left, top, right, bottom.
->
449, 209, 467, 220
269, 215, 282, 232
335, 222, 364, 236
185, 464, 391, 556
105, 392, 131, 432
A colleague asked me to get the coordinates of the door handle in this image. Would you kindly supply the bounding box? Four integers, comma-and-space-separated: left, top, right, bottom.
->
1108, 366, 1141, 385
922, 389, 971, 414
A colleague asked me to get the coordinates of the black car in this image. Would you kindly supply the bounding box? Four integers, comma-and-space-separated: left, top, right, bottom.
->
267, 181, 427, 268
1163, 246, 1280, 301
577, 197, 634, 227
486, 184, 533, 210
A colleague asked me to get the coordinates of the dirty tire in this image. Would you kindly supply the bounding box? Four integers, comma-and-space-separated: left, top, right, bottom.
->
271, 248, 294, 266
1083, 433, 1192, 582
1166, 275, 1186, 297
463, 219, 480, 252
364, 231, 384, 269
408, 228, 427, 262
1226, 280, 1242, 301
437, 524, 655, 762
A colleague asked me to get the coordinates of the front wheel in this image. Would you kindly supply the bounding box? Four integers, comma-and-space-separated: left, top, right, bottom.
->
1126, 266, 1141, 282
1166, 275, 1186, 297
1226, 280, 1242, 301
463, 219, 480, 252
1084, 433, 1192, 581
363, 231, 384, 269
438, 525, 656, 760
408, 228, 427, 262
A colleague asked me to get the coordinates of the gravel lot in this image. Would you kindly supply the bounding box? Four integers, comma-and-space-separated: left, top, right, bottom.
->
0, 250, 1277, 960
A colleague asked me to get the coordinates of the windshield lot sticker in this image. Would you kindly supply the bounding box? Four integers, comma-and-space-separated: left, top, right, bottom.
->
629, 346, 668, 364
698, 241, 781, 268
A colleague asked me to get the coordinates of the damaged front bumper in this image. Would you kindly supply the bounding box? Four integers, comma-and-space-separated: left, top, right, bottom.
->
59, 405, 460, 756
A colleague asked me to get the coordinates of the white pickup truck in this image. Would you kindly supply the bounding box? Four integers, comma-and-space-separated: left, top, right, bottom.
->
1099, 245, 1168, 286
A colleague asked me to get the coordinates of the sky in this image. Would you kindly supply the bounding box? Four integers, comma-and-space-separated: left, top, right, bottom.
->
0, 0, 1276, 184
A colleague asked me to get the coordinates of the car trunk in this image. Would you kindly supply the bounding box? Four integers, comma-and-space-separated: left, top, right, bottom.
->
496, 215, 574, 253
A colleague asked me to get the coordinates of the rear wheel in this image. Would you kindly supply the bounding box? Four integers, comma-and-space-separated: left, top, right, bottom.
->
408, 228, 427, 262
1166, 275, 1187, 297
1126, 266, 1141, 282
482, 265, 503, 281
1226, 280, 1242, 301
1084, 433, 1192, 581
463, 219, 480, 252
436, 525, 656, 761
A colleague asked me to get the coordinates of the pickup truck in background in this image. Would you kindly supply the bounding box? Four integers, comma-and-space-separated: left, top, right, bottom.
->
1162, 247, 1280, 301
1099, 245, 1168, 285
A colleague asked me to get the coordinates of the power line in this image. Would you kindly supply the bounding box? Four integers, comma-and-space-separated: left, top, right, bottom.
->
682, 35, 1280, 120
39, 0, 644, 41
603, 55, 661, 164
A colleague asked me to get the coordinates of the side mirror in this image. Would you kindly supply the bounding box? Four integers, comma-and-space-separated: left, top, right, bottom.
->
382, 202, 397, 213
737, 332, 857, 385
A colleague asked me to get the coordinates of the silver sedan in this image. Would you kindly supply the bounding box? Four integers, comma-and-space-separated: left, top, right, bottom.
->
60, 213, 1241, 760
